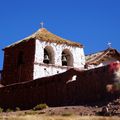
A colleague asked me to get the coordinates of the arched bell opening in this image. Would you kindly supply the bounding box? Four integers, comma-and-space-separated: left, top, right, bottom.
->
43, 46, 55, 64
61, 49, 73, 66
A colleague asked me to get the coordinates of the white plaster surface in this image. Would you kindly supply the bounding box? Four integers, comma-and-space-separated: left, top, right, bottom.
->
33, 39, 85, 79
33, 64, 69, 79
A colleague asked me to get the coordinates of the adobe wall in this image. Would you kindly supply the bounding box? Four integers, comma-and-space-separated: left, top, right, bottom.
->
2, 39, 35, 85
0, 63, 119, 109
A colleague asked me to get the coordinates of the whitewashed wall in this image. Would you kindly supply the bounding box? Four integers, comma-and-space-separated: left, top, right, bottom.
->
33, 39, 85, 79
33, 64, 69, 79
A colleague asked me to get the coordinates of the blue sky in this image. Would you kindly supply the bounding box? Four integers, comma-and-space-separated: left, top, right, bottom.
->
0, 0, 120, 69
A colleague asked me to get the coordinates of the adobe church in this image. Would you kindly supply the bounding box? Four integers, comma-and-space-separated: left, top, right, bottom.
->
1, 27, 120, 85
0, 25, 120, 109
2, 28, 85, 85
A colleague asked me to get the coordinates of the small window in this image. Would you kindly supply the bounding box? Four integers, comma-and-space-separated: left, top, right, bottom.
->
84, 64, 88, 69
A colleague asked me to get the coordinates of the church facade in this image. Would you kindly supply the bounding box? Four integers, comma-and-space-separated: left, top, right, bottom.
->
2, 28, 85, 85
2, 27, 120, 86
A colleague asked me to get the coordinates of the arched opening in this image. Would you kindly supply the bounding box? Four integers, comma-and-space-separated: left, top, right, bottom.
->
43, 46, 55, 64
61, 49, 73, 66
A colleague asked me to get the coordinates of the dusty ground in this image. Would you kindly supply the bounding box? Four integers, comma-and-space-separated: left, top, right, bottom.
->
0, 115, 120, 120
0, 97, 120, 119
0, 105, 100, 116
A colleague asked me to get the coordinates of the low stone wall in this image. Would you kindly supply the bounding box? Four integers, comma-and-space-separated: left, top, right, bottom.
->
0, 62, 119, 109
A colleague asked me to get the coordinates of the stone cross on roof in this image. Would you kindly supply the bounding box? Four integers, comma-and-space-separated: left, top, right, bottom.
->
107, 42, 112, 48
40, 22, 44, 28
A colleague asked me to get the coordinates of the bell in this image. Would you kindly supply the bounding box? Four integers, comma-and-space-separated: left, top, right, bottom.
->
44, 54, 49, 61
62, 56, 67, 62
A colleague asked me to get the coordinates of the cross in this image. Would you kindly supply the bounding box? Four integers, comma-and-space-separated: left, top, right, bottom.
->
107, 42, 112, 48
40, 22, 44, 28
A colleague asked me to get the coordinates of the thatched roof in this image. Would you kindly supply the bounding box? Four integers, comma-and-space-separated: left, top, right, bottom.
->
85, 48, 120, 65
4, 28, 83, 49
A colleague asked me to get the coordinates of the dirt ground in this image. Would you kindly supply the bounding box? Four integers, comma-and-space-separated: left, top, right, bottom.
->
0, 97, 120, 120
0, 115, 120, 120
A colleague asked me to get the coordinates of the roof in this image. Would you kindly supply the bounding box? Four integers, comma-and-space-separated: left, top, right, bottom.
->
4, 28, 83, 49
85, 48, 120, 65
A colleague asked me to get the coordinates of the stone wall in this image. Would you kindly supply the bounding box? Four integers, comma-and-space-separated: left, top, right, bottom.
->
0, 62, 118, 109
2, 39, 35, 85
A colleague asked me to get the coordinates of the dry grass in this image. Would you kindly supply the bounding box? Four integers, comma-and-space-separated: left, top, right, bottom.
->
35, 28, 82, 47
0, 115, 120, 120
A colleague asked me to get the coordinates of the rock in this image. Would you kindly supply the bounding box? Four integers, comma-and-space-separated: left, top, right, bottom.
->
95, 106, 98, 108
101, 107, 109, 116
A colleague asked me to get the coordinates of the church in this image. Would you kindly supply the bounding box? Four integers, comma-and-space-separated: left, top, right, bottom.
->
2, 27, 85, 85
0, 26, 120, 108
1, 27, 120, 86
